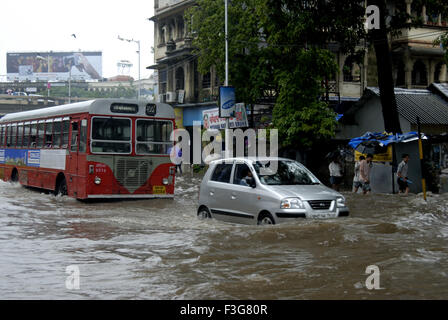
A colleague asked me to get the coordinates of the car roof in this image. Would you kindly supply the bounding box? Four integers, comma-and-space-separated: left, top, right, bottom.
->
209, 157, 293, 166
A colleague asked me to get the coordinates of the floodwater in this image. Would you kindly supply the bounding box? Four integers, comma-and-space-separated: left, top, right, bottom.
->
0, 175, 448, 300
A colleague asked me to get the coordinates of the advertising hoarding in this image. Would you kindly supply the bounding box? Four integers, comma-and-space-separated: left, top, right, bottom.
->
6, 51, 102, 81
203, 103, 249, 130
219, 86, 236, 118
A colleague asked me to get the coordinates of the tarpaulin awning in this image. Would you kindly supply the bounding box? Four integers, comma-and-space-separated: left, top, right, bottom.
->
348, 131, 420, 149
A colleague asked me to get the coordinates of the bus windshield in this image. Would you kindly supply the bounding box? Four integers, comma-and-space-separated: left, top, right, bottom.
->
136, 119, 173, 155
91, 117, 131, 153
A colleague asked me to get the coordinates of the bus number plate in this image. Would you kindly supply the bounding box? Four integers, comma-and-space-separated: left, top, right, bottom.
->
153, 186, 166, 194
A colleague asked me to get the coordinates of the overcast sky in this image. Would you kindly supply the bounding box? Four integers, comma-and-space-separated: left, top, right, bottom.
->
0, 0, 155, 81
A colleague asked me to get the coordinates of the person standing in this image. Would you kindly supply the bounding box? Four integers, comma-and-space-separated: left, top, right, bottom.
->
397, 154, 410, 195
359, 154, 373, 194
353, 155, 365, 193
329, 157, 343, 191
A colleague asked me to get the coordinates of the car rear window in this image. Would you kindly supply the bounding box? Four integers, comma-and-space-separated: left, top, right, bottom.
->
211, 163, 233, 183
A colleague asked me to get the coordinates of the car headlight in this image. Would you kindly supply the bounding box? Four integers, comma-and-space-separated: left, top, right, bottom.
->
280, 198, 305, 209
336, 196, 346, 208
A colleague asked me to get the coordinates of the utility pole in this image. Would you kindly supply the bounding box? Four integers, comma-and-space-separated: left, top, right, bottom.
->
224, 0, 231, 158
118, 36, 141, 100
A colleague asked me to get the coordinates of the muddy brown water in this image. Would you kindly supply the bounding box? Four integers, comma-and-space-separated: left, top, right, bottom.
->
0, 175, 447, 299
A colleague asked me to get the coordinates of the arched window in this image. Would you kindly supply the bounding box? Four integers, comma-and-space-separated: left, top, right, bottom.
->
434, 61, 444, 83
412, 60, 427, 86
177, 17, 184, 40
175, 67, 185, 90
343, 56, 360, 82
159, 25, 165, 45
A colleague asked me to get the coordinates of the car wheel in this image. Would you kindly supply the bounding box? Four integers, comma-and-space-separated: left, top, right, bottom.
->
258, 212, 275, 225
197, 207, 211, 219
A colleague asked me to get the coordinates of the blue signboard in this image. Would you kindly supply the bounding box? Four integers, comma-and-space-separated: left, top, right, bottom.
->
27, 150, 40, 167
219, 86, 236, 118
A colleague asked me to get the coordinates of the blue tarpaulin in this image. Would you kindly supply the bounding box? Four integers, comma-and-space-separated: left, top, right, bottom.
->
348, 132, 419, 149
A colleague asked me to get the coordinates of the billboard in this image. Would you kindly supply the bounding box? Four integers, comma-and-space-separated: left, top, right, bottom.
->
202, 103, 249, 130
219, 86, 236, 118
6, 51, 102, 81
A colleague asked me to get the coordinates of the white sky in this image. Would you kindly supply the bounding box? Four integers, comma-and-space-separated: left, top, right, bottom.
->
0, 0, 155, 80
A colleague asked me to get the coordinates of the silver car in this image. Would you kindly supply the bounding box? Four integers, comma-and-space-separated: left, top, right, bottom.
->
197, 157, 349, 225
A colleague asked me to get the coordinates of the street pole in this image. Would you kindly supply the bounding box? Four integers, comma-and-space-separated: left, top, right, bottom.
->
417, 116, 427, 201
138, 40, 141, 100
224, 0, 230, 158
118, 36, 141, 100
68, 66, 71, 104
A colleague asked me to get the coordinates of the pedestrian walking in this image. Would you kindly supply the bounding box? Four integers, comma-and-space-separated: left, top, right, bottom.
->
329, 156, 343, 191
353, 155, 365, 193
397, 153, 410, 195
359, 154, 373, 194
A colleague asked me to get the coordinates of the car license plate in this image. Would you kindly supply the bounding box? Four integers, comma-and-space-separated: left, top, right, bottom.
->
308, 212, 335, 219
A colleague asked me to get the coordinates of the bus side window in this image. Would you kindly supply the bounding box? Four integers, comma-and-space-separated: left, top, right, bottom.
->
23, 124, 30, 148
53, 121, 62, 148
79, 119, 87, 153
17, 124, 24, 148
6, 125, 11, 147
70, 122, 79, 152
0, 126, 4, 147
30, 123, 38, 148
37, 121, 45, 148
10, 125, 17, 148
45, 122, 53, 148
62, 121, 70, 148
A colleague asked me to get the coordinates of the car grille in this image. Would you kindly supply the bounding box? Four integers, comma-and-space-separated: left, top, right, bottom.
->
308, 200, 332, 210
116, 159, 150, 192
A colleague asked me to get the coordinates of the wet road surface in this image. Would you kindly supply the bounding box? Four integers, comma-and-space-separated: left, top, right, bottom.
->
0, 175, 448, 299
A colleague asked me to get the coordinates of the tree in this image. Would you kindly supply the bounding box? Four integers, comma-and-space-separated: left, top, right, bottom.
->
185, 0, 273, 105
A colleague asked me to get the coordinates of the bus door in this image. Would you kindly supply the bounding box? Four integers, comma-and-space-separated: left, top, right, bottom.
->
67, 118, 80, 197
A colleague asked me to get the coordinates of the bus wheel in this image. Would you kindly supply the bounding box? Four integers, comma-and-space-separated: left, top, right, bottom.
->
11, 169, 19, 183
55, 176, 68, 196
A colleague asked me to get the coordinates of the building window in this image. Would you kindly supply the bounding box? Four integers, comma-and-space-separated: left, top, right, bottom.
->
159, 25, 166, 45
343, 56, 360, 82
175, 67, 185, 90
412, 60, 427, 86
202, 72, 211, 89
159, 69, 167, 94
434, 62, 444, 83
177, 17, 184, 40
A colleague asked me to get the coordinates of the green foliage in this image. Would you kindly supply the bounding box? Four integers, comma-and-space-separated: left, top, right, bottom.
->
186, 0, 273, 105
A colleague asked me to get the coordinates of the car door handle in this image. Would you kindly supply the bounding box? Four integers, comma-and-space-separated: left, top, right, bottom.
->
210, 189, 214, 196
231, 192, 236, 200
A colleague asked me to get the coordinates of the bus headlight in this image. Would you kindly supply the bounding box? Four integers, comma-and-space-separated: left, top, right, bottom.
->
94, 176, 101, 185
336, 197, 346, 208
280, 198, 304, 209
162, 178, 169, 185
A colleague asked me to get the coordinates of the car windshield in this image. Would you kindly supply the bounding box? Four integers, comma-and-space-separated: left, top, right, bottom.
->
252, 160, 320, 185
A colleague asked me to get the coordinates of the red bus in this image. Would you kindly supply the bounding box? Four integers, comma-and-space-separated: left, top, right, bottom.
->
0, 99, 176, 199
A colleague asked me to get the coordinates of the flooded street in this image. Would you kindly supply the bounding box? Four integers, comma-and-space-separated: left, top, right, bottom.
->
1, 175, 448, 299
